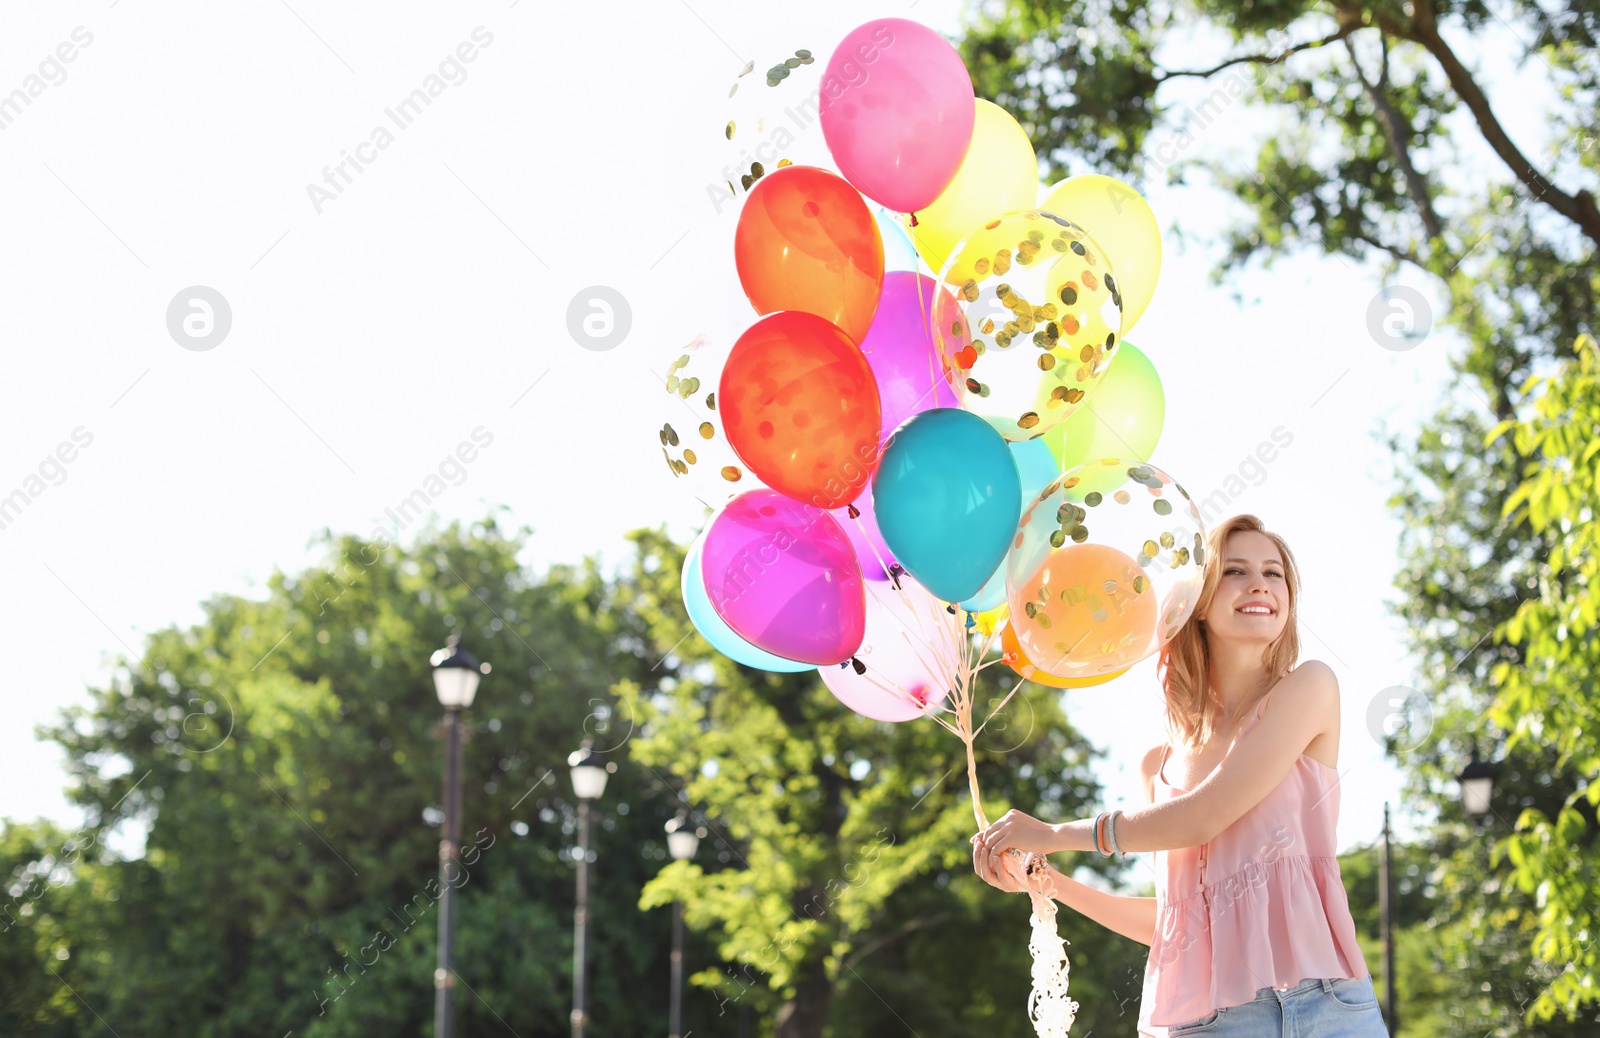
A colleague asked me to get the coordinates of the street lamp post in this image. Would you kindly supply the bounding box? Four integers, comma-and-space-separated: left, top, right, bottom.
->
430, 635, 489, 1038
569, 743, 609, 1038
665, 815, 700, 1038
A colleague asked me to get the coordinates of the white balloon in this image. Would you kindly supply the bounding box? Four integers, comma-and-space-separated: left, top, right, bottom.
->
819, 574, 960, 722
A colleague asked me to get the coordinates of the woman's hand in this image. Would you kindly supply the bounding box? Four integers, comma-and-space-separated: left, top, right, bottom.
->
975, 808, 1064, 862
971, 837, 1032, 893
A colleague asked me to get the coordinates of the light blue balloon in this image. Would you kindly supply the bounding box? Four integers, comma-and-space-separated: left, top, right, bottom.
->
873, 408, 1022, 603
681, 534, 811, 672
959, 439, 1062, 611
875, 207, 920, 273
1011, 438, 1062, 507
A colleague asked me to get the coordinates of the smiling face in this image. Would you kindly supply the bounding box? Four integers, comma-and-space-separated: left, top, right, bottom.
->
1199, 530, 1291, 645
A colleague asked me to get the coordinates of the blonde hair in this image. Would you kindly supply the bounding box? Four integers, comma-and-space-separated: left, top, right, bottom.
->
1157, 514, 1302, 750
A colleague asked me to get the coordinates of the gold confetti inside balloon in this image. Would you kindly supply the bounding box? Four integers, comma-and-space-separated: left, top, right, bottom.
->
1005, 458, 1204, 679
934, 210, 1123, 442
655, 335, 771, 510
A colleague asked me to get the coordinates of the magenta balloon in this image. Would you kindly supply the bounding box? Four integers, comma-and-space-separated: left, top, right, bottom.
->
859, 271, 961, 444
830, 479, 896, 582
818, 575, 958, 722
702, 489, 867, 665
819, 19, 976, 214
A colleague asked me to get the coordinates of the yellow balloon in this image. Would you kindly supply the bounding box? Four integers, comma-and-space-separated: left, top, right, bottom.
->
909, 99, 1038, 278
1040, 175, 1162, 333
972, 604, 1010, 637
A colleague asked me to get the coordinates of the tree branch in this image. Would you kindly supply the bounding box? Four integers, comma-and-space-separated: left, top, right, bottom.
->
1155, 25, 1360, 82
841, 913, 950, 970
1343, 32, 1447, 245
1350, 229, 1425, 268
1403, 0, 1600, 249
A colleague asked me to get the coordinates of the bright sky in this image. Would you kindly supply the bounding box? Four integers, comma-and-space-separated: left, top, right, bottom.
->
1, 0, 1555, 871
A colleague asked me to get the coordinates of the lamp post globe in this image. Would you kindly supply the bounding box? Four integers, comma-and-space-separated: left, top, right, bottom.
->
1457, 753, 1499, 821
431, 634, 489, 708
569, 744, 609, 801
666, 816, 700, 862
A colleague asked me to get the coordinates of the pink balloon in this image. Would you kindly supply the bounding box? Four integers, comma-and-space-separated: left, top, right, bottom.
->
819, 575, 959, 722
830, 479, 895, 582
819, 19, 976, 214
702, 489, 867, 665
859, 272, 961, 444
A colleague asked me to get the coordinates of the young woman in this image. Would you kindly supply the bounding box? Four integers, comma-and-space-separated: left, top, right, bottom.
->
972, 514, 1387, 1036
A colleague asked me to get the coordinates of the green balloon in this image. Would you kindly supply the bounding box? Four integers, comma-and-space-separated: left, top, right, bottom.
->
1041, 342, 1165, 497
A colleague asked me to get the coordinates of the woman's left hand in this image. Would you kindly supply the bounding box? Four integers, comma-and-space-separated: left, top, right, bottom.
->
972, 808, 1062, 873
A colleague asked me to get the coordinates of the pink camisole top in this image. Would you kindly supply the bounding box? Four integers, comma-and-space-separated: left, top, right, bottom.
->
1137, 691, 1369, 1035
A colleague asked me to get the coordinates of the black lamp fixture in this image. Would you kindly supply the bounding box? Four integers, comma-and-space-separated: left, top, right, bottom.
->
430, 635, 490, 709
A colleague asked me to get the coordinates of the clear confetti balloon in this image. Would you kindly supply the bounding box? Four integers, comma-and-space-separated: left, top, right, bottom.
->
656, 335, 771, 510
933, 210, 1124, 442
1005, 458, 1204, 679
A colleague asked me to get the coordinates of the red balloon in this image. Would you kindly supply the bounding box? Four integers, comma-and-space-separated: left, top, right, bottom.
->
720, 312, 882, 510
734, 166, 884, 345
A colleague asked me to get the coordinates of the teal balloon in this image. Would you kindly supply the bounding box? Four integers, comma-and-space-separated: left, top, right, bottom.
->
873, 408, 1022, 603
959, 438, 1062, 611
681, 532, 811, 672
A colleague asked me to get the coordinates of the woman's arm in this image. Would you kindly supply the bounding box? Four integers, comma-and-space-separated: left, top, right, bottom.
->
1041, 865, 1158, 946
975, 663, 1339, 864
972, 846, 1158, 945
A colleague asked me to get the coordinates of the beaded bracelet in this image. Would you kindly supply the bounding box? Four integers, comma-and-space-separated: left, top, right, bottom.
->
1107, 809, 1127, 860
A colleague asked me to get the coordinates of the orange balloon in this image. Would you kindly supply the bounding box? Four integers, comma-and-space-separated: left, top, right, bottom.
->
720, 311, 882, 510
734, 166, 885, 345
1000, 623, 1128, 688
1009, 541, 1157, 679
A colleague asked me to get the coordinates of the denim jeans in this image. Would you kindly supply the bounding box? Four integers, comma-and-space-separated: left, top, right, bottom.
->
1165, 976, 1389, 1036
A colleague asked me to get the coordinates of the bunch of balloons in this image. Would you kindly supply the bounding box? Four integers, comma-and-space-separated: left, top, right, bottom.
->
659, 16, 1202, 723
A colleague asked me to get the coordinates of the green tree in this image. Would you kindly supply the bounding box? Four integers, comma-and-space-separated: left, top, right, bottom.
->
5, 515, 696, 1037
1485, 335, 1600, 1022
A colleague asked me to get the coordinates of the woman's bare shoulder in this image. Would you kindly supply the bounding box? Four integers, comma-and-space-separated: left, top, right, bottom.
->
1260, 661, 1339, 719
1139, 742, 1168, 803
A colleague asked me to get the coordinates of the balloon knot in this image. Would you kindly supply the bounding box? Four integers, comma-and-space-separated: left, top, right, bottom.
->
850, 656, 866, 675
946, 604, 958, 614
909, 212, 919, 227
847, 504, 860, 519
965, 612, 977, 629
